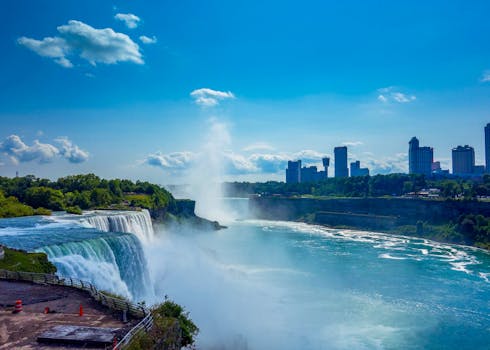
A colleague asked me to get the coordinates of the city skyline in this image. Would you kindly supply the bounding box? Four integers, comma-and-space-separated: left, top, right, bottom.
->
286, 124, 490, 182
1, 1, 490, 184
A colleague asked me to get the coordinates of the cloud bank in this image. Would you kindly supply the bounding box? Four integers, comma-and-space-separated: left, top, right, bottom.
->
0, 135, 89, 165
144, 148, 409, 177
18, 20, 143, 67
190, 88, 235, 107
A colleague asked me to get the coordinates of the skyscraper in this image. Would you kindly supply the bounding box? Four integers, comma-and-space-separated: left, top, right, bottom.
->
452, 145, 475, 176
485, 123, 490, 173
334, 146, 348, 178
285, 160, 301, 183
408, 137, 433, 177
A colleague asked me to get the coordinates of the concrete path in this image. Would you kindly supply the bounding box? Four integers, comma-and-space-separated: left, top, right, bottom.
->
0, 280, 133, 349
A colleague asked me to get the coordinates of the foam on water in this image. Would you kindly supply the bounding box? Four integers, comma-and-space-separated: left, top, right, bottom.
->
244, 219, 490, 283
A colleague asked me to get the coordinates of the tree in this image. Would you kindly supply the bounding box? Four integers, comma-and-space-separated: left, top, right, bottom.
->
25, 187, 64, 211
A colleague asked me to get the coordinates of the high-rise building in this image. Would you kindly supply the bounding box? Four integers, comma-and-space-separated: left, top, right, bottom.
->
452, 145, 475, 176
408, 137, 433, 177
334, 146, 348, 178
485, 123, 490, 173
286, 160, 301, 183
350, 160, 369, 177
300, 166, 318, 182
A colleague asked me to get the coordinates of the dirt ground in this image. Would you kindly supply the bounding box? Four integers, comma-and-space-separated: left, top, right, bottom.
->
0, 280, 135, 349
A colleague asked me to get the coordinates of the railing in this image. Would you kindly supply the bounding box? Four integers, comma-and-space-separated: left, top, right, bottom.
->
0, 269, 153, 349
112, 312, 154, 350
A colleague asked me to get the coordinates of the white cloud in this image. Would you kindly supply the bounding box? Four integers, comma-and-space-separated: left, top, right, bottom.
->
55, 137, 90, 163
114, 13, 141, 29
190, 88, 235, 107
342, 141, 363, 147
364, 153, 408, 175
481, 70, 490, 82
139, 35, 157, 44
377, 87, 416, 104
17, 36, 73, 67
144, 149, 328, 175
0, 135, 89, 165
18, 20, 143, 68
0, 135, 59, 164
145, 151, 195, 170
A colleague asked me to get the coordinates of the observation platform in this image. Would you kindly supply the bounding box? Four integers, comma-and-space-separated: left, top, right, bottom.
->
0, 280, 133, 349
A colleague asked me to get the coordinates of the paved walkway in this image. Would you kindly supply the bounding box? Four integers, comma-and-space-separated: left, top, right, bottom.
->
0, 280, 132, 349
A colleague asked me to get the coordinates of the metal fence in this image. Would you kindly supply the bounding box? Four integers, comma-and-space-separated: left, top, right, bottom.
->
0, 269, 153, 349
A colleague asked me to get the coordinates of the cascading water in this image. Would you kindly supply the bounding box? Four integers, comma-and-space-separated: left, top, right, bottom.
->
0, 210, 156, 302
83, 209, 155, 245
38, 234, 152, 301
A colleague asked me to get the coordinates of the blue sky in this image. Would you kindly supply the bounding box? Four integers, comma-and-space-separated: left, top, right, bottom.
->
1, 0, 490, 184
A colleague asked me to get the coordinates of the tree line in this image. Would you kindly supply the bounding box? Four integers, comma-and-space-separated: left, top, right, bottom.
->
224, 173, 490, 199
0, 174, 176, 217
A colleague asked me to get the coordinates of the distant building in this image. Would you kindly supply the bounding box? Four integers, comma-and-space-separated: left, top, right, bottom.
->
322, 157, 330, 178
452, 145, 475, 176
485, 123, 490, 173
301, 166, 318, 182
409, 137, 433, 177
350, 160, 369, 177
431, 161, 441, 172
334, 146, 348, 178
286, 160, 301, 183
474, 165, 485, 175
286, 156, 329, 183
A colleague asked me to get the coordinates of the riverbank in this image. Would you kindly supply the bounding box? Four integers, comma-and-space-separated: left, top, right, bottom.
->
249, 196, 490, 249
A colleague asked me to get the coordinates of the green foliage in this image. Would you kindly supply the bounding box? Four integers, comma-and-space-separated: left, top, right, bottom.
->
224, 173, 489, 200
152, 299, 199, 347
0, 174, 176, 217
0, 247, 57, 273
125, 299, 198, 350
456, 214, 490, 245
65, 205, 83, 215
25, 186, 64, 210
0, 191, 51, 218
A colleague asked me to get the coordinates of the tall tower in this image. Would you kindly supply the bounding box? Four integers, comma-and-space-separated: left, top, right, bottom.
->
408, 137, 433, 177
409, 137, 419, 175
322, 157, 330, 178
485, 123, 490, 173
334, 146, 348, 178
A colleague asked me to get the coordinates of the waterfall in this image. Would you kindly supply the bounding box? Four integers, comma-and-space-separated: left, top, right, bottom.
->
38, 234, 153, 301
83, 209, 155, 244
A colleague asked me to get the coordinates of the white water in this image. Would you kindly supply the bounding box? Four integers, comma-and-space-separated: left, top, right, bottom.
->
82, 209, 155, 245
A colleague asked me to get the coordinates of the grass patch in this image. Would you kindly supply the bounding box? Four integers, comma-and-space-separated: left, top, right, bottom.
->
0, 247, 56, 273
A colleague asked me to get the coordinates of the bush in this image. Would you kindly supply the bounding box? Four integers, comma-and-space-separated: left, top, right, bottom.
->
65, 206, 83, 215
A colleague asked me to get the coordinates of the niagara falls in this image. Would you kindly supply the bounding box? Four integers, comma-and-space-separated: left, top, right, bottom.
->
2, 1, 490, 349
1, 198, 490, 349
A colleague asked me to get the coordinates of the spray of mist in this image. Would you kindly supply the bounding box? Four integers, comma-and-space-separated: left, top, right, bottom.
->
186, 117, 233, 223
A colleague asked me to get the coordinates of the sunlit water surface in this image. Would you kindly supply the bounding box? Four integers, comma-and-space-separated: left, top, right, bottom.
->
1, 202, 490, 349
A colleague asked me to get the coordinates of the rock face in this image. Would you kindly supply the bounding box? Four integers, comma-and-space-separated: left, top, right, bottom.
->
0, 245, 4, 260
250, 196, 490, 225
151, 199, 225, 230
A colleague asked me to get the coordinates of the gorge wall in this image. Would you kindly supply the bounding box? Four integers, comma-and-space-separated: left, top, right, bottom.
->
249, 196, 490, 227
